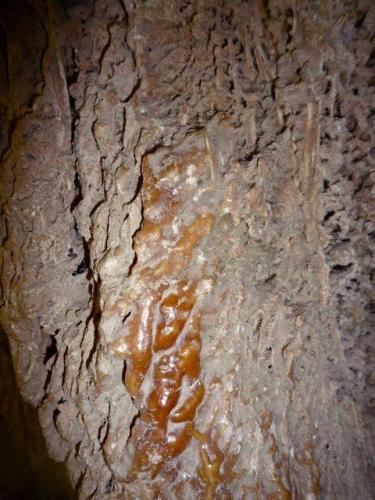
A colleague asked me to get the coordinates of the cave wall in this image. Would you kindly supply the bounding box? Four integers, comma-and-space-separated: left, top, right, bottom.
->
0, 327, 73, 500
0, 0, 374, 498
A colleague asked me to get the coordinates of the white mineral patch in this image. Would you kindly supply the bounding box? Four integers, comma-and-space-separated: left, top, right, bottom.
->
100, 255, 121, 276
196, 250, 206, 263
196, 278, 213, 297
172, 219, 180, 234
186, 176, 197, 186
114, 341, 128, 355
149, 453, 162, 465
187, 164, 196, 175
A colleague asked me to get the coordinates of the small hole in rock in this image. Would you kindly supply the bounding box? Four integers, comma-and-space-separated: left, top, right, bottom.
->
72, 258, 88, 276
323, 209, 335, 222
53, 408, 61, 422
346, 114, 357, 132
331, 263, 353, 273
44, 335, 57, 364
324, 80, 331, 94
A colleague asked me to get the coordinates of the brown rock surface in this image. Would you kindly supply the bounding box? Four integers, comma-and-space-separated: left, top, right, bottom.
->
0, 0, 374, 498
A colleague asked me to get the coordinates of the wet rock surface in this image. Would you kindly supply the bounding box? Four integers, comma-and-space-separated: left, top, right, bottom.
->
0, 0, 374, 498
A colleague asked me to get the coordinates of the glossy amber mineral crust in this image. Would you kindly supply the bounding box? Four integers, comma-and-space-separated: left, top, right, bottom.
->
0, 0, 374, 499
109, 138, 223, 493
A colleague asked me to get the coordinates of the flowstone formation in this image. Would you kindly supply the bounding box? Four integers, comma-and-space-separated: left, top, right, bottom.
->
107, 136, 217, 486
0, 0, 374, 499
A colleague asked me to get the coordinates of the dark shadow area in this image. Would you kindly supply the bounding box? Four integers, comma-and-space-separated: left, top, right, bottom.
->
0, 328, 74, 500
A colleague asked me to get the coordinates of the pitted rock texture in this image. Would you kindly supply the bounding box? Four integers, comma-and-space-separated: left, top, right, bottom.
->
0, 0, 374, 499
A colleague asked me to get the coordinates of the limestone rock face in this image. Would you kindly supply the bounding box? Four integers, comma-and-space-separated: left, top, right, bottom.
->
0, 0, 374, 498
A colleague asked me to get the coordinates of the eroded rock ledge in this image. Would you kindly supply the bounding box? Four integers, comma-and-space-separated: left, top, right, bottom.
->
0, 0, 374, 498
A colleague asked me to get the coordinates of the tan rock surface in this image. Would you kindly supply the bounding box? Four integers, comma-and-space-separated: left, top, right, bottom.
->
0, 0, 374, 498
